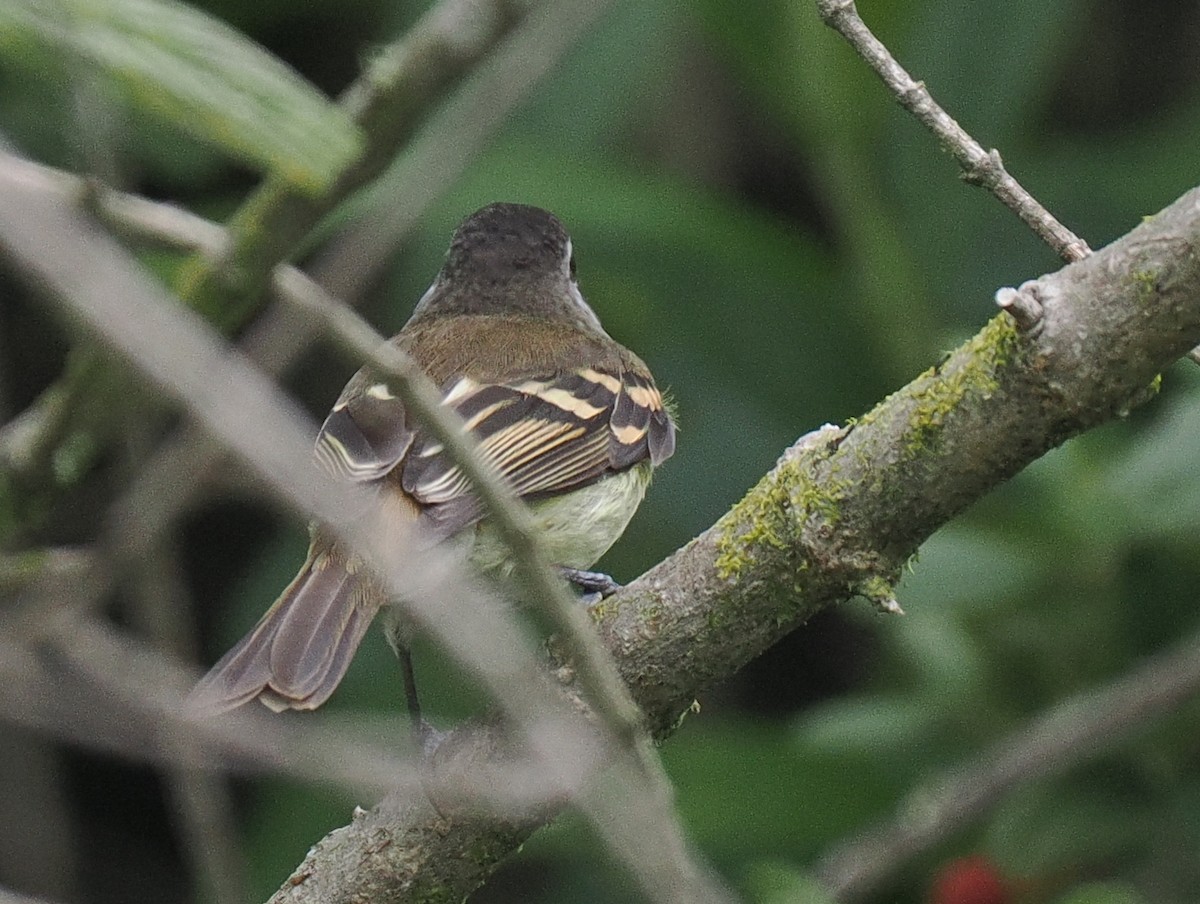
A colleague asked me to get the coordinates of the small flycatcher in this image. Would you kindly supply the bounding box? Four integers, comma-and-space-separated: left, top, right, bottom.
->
189, 203, 676, 723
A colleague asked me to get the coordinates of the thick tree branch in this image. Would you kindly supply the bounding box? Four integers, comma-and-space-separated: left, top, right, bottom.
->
267, 188, 1200, 899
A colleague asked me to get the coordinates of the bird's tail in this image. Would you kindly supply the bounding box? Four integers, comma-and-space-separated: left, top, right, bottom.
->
187, 549, 380, 715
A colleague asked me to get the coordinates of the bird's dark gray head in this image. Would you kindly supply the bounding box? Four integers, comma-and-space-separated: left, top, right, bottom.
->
446, 202, 569, 280
410, 202, 603, 332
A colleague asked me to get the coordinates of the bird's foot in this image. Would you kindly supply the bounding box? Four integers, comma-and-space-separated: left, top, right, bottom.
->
559, 567, 623, 606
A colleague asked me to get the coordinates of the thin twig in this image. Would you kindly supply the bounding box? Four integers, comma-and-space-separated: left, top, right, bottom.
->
814, 0, 1091, 264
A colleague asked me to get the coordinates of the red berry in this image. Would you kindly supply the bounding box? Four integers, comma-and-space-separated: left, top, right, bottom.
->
929, 855, 1008, 904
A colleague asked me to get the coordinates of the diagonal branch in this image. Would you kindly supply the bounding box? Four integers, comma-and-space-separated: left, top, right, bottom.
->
272, 190, 1200, 898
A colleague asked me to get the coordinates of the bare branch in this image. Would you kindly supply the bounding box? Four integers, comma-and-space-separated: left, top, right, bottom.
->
814, 0, 1090, 263
993, 283, 1045, 334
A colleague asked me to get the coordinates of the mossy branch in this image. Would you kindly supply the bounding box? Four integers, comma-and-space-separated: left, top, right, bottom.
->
267, 188, 1200, 901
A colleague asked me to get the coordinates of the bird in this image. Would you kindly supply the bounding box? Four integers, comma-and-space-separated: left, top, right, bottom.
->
187, 202, 675, 730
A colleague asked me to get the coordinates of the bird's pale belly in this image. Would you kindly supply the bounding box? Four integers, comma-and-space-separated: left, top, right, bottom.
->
468, 461, 653, 577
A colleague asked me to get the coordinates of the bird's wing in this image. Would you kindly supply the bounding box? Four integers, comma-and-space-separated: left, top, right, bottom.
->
313, 364, 674, 540
313, 380, 415, 482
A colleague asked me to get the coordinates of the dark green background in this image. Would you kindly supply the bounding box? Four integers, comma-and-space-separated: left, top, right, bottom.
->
3, 1, 1200, 902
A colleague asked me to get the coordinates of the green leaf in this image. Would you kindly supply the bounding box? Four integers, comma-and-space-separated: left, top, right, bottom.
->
988, 781, 1145, 876
744, 862, 837, 904
1053, 882, 1147, 904
0, 0, 362, 192
798, 694, 943, 757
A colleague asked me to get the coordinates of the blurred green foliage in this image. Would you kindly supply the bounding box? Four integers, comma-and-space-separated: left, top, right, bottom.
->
3, 0, 1200, 902
0, 0, 363, 190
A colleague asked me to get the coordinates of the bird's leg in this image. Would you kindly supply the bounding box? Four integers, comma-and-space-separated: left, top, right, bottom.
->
398, 644, 422, 726
397, 645, 446, 757
559, 566, 623, 605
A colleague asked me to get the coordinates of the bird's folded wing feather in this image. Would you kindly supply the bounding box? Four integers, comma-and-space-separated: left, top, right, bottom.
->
313, 365, 674, 539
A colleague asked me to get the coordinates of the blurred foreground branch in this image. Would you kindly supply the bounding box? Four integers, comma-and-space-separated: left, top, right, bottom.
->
0, 167, 728, 903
